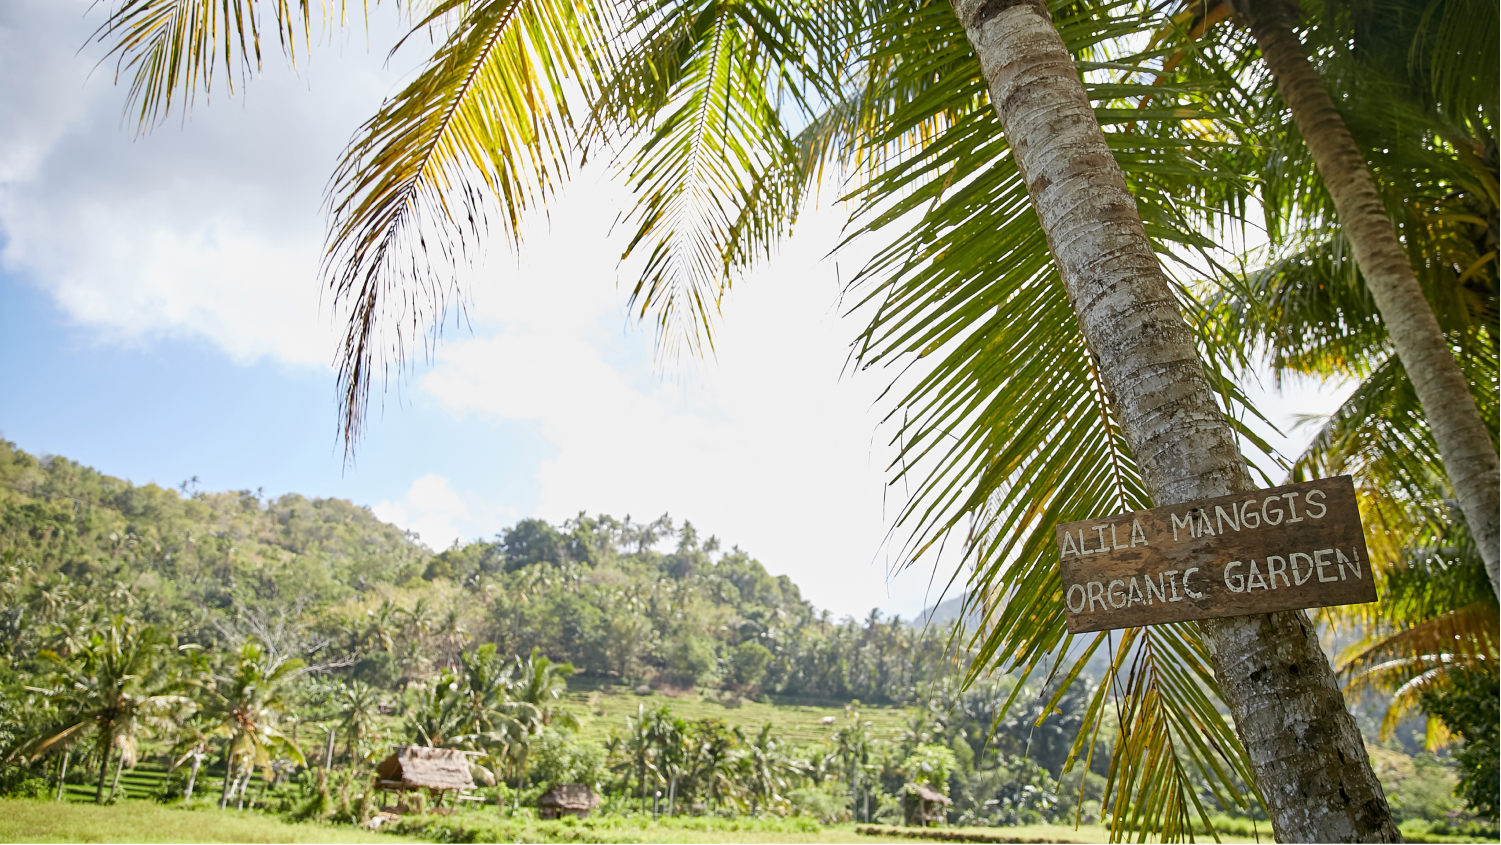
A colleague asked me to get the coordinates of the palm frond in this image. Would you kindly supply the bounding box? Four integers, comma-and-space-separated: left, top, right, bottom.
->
91, 0, 361, 131
838, 1, 1267, 838
596, 0, 852, 358
323, 0, 611, 448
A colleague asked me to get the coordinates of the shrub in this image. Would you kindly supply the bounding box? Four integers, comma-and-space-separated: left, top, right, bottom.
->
1421, 667, 1499, 820
787, 786, 847, 824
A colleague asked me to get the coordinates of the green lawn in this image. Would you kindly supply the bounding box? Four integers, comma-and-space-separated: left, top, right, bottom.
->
0, 798, 1169, 844
0, 798, 415, 844
563, 683, 912, 744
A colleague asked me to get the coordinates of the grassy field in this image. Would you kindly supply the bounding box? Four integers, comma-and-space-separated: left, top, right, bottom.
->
0, 797, 1297, 844
563, 682, 913, 744
0, 798, 415, 843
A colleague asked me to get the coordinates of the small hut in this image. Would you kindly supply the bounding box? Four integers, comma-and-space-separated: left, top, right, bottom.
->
538, 784, 601, 820
374, 746, 475, 809
902, 782, 951, 827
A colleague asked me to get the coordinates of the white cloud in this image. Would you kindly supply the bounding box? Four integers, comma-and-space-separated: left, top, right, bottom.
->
0, 0, 412, 366
373, 473, 520, 552
417, 177, 946, 618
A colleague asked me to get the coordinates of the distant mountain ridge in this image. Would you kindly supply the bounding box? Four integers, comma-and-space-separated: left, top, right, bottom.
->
917, 592, 981, 629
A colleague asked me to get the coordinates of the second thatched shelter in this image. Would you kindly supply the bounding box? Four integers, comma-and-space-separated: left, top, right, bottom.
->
538, 784, 601, 819
374, 746, 475, 807
902, 782, 951, 827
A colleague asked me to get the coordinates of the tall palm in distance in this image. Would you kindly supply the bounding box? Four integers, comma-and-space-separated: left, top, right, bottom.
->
18, 618, 194, 803
203, 639, 307, 808
1173, 0, 1498, 729
1160, 0, 1499, 592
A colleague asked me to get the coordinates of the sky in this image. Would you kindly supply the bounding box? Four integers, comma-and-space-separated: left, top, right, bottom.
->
0, 0, 1352, 621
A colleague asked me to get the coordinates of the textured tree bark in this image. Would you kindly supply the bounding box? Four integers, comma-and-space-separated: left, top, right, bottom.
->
947, 0, 1402, 840
1236, 0, 1500, 594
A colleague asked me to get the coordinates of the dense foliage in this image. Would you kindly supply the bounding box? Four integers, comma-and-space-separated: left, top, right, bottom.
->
0, 440, 1117, 827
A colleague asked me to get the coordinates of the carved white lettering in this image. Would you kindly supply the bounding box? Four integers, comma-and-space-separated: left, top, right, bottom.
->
1240, 499, 1261, 529
1262, 496, 1284, 526
1215, 505, 1240, 534
1144, 573, 1167, 604
1171, 512, 1195, 542
1336, 547, 1363, 580
1130, 519, 1149, 547
1107, 580, 1127, 609
1087, 581, 1107, 612
1246, 559, 1268, 592
1223, 561, 1245, 592
1283, 491, 1304, 523
1290, 552, 1314, 585
1266, 555, 1289, 589
1066, 584, 1087, 614
1314, 548, 1337, 582
1304, 488, 1327, 519
1183, 568, 1204, 599
1061, 531, 1080, 557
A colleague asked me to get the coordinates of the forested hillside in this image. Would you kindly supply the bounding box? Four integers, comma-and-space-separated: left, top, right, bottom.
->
0, 439, 959, 701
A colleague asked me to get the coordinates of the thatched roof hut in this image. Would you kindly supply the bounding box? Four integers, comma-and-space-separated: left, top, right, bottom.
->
902, 782, 951, 827
374, 746, 475, 794
538, 784, 601, 819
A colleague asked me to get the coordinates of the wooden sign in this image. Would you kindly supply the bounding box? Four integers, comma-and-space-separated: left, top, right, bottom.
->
1056, 476, 1376, 634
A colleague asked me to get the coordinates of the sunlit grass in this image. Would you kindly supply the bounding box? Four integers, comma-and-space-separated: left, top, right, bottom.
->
0, 798, 415, 844
564, 683, 913, 744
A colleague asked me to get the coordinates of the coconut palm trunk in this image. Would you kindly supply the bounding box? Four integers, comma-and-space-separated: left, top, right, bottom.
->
95, 743, 113, 804
1235, 0, 1501, 592
184, 751, 202, 800
948, 0, 1400, 840
55, 751, 69, 802
109, 753, 125, 801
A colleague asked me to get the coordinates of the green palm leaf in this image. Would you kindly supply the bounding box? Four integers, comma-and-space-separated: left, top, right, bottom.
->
92, 0, 360, 130
839, 1, 1268, 838
323, 0, 610, 447
592, 0, 851, 358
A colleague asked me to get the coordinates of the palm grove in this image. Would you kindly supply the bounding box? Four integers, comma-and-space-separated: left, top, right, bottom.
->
0, 440, 1116, 827
2, 0, 1496, 839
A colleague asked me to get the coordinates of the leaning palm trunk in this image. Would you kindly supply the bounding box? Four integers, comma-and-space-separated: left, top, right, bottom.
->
948, 0, 1400, 840
95, 743, 112, 804
55, 751, 69, 802
184, 751, 202, 800
1236, 0, 1501, 593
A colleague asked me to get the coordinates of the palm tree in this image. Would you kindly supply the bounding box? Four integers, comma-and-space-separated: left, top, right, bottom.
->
169, 714, 218, 801
930, 0, 1394, 835
203, 639, 306, 808
406, 668, 468, 749
644, 706, 689, 815
19, 619, 194, 803
740, 723, 797, 816
364, 599, 400, 653
334, 679, 383, 769
1225, 0, 1501, 592
512, 647, 578, 730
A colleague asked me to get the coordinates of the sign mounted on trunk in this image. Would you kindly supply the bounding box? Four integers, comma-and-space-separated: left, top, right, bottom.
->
1055, 476, 1376, 634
